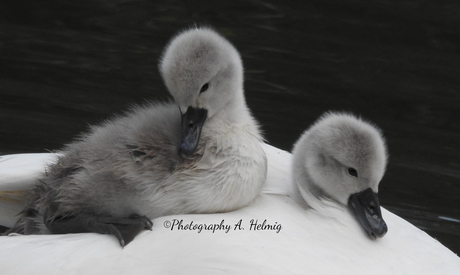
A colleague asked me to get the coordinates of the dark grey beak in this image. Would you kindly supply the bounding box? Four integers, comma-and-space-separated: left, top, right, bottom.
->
178, 106, 208, 158
348, 188, 388, 239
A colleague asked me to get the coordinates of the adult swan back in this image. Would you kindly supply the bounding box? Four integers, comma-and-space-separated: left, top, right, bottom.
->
0, 143, 459, 274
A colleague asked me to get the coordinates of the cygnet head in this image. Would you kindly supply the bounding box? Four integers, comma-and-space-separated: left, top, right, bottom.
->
159, 27, 244, 158
292, 112, 388, 238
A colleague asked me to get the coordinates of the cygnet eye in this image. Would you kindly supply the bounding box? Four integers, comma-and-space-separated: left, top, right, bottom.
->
348, 168, 358, 177
200, 83, 209, 93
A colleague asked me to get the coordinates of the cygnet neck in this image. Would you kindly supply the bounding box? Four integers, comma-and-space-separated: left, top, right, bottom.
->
207, 88, 257, 129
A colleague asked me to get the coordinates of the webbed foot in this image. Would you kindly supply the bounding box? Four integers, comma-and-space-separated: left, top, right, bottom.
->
44, 213, 153, 247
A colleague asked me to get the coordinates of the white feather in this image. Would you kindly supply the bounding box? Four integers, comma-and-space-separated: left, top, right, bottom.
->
0, 144, 459, 274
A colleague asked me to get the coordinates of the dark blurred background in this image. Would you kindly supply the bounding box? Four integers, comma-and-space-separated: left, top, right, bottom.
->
0, 0, 459, 254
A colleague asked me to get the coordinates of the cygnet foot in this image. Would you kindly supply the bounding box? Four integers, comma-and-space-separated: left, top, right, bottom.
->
44, 213, 153, 247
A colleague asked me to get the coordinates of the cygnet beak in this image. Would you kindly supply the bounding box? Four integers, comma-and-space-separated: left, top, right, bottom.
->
178, 106, 208, 158
348, 188, 388, 239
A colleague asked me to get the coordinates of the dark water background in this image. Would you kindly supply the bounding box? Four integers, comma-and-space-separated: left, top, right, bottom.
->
1, 1, 459, 254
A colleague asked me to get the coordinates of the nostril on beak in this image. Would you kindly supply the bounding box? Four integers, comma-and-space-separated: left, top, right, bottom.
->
369, 202, 375, 213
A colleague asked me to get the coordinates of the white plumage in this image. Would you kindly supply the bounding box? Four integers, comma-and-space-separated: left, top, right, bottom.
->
0, 144, 459, 274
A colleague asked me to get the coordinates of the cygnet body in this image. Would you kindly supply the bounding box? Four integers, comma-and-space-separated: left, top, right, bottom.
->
8, 27, 267, 246
292, 112, 388, 238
